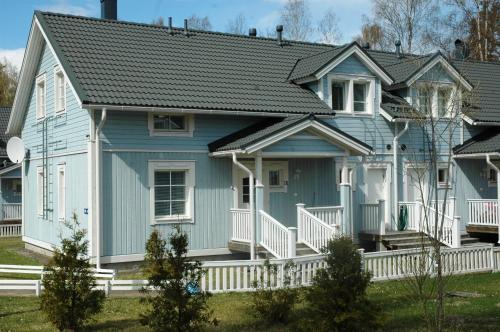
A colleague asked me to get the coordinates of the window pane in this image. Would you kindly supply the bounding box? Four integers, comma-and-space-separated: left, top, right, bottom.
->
242, 177, 249, 203
171, 171, 185, 185
171, 186, 185, 200
269, 170, 280, 186
438, 169, 448, 183
169, 116, 185, 130
155, 186, 170, 201
353, 83, 366, 112
155, 171, 170, 185
153, 115, 186, 130
171, 201, 186, 215
155, 201, 170, 216
331, 82, 344, 110
154, 115, 169, 129
438, 88, 451, 117
418, 88, 431, 114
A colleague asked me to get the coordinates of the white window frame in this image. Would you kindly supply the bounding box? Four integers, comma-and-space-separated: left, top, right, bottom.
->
413, 83, 458, 119
335, 161, 357, 191
148, 160, 195, 224
57, 164, 66, 221
266, 161, 289, 193
36, 74, 46, 120
148, 113, 194, 137
487, 166, 497, 187
53, 65, 66, 114
37, 166, 44, 216
437, 165, 452, 188
327, 74, 375, 116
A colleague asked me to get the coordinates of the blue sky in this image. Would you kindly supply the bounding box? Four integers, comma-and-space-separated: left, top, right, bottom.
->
0, 0, 373, 70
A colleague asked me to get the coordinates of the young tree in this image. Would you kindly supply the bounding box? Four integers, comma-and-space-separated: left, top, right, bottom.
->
301, 237, 382, 331
187, 15, 212, 31
280, 0, 312, 41
40, 214, 105, 332
226, 13, 248, 35
141, 227, 216, 332
317, 9, 342, 45
0, 58, 18, 106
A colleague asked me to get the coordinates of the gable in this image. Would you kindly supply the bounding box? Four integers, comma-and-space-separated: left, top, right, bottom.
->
262, 130, 345, 154
416, 63, 454, 83
328, 54, 373, 76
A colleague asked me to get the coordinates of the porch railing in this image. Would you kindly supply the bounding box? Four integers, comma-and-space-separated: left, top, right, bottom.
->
305, 206, 343, 228
398, 202, 419, 231
0, 224, 21, 237
2, 203, 21, 221
360, 200, 385, 235
297, 204, 338, 253
230, 208, 251, 242
259, 210, 296, 259
468, 199, 498, 225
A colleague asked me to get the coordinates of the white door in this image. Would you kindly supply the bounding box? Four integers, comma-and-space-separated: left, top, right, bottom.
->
406, 167, 427, 202
236, 170, 270, 210
365, 168, 389, 227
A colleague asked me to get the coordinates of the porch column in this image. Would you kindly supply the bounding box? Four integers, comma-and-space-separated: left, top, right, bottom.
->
340, 156, 352, 237
255, 152, 264, 244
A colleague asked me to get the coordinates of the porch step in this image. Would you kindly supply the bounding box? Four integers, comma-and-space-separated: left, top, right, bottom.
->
379, 232, 480, 250
460, 233, 480, 246
228, 240, 317, 258
296, 243, 317, 256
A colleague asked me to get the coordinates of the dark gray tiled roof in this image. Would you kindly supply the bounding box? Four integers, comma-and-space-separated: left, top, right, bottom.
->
0, 107, 12, 156
380, 91, 424, 120
288, 46, 346, 81
209, 114, 372, 152
453, 129, 500, 154
36, 11, 334, 115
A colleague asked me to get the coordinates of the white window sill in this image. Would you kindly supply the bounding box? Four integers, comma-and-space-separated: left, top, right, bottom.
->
55, 109, 66, 115
149, 130, 193, 137
334, 112, 374, 118
488, 182, 497, 188
152, 216, 194, 224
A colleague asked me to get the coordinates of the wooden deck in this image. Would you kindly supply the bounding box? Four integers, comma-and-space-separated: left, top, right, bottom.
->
466, 224, 499, 234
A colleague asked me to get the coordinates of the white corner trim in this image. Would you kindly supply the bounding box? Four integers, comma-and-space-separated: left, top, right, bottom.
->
23, 235, 56, 252
315, 45, 394, 85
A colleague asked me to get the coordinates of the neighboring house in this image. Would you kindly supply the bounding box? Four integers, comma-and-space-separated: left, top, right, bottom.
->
7, 1, 499, 265
0, 107, 22, 223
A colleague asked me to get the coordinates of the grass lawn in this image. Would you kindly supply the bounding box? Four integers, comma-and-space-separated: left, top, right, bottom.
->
1, 272, 500, 331
0, 237, 44, 280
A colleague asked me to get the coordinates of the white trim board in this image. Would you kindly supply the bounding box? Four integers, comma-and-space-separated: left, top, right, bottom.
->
99, 248, 233, 264
23, 235, 56, 252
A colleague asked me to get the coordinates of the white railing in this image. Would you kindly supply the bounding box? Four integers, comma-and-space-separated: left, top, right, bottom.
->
398, 202, 419, 231
0, 264, 115, 280
0, 223, 21, 237
360, 200, 385, 235
2, 203, 22, 221
230, 208, 251, 242
305, 205, 343, 228
468, 199, 498, 225
259, 210, 296, 259
297, 204, 337, 253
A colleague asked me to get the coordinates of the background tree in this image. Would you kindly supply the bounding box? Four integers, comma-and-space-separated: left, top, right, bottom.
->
354, 16, 388, 50
0, 58, 18, 106
226, 13, 248, 35
280, 0, 312, 41
152, 16, 165, 26
141, 227, 216, 332
187, 14, 212, 31
317, 9, 342, 44
40, 214, 105, 332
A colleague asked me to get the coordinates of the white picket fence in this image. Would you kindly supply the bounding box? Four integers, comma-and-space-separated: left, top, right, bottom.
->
468, 199, 498, 225
230, 208, 251, 242
2, 203, 22, 221
297, 204, 338, 253
2, 244, 499, 296
0, 224, 21, 237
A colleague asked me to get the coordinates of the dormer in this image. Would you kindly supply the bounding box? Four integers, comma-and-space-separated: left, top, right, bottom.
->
289, 42, 394, 117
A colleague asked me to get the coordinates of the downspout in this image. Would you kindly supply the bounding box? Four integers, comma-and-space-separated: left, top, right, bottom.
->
95, 108, 107, 268
393, 121, 410, 229
232, 152, 255, 260
486, 154, 500, 244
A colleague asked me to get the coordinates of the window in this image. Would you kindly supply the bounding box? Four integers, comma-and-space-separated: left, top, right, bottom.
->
242, 177, 250, 204
488, 167, 497, 187
353, 82, 367, 113
54, 67, 66, 113
331, 82, 345, 111
437, 167, 450, 187
37, 167, 44, 216
36, 75, 46, 120
149, 161, 195, 223
437, 87, 452, 117
12, 179, 21, 196
417, 87, 432, 115
58, 164, 66, 220
148, 113, 194, 137
269, 170, 280, 186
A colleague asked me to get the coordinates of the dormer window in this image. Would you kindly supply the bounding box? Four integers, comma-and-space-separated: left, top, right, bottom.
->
148, 113, 194, 137
328, 75, 374, 116
414, 83, 456, 118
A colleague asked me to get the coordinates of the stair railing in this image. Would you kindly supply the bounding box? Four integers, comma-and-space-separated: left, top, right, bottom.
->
259, 210, 296, 259
296, 203, 338, 253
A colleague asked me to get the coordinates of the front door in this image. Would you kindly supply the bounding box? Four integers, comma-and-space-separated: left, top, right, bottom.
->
365, 167, 389, 228
236, 171, 269, 210
406, 167, 427, 202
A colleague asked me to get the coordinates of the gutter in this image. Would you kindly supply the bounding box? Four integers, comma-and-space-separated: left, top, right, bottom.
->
393, 121, 410, 225
485, 154, 500, 244
231, 152, 256, 260
95, 108, 107, 268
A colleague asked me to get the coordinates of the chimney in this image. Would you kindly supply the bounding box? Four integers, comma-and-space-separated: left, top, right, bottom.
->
276, 25, 283, 46
249, 28, 257, 37
184, 18, 188, 35
395, 40, 402, 59
100, 0, 117, 20
454, 39, 466, 60
168, 17, 173, 35
363, 42, 370, 50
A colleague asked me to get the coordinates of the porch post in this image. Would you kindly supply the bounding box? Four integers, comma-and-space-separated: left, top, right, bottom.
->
340, 156, 352, 237
255, 152, 264, 244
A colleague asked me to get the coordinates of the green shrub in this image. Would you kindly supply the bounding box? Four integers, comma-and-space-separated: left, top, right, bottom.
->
40, 213, 105, 331
301, 236, 383, 332
251, 259, 298, 324
140, 226, 217, 332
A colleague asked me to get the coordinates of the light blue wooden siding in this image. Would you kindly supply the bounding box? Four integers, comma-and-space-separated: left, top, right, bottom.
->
21, 42, 89, 246
269, 158, 337, 226
417, 63, 454, 83
1, 179, 21, 204
102, 152, 233, 256
330, 55, 372, 76
22, 44, 89, 157
263, 132, 344, 153
23, 153, 89, 246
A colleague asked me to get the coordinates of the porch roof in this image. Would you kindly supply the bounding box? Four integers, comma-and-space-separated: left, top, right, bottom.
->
379, 91, 424, 122
453, 129, 500, 155
208, 113, 373, 156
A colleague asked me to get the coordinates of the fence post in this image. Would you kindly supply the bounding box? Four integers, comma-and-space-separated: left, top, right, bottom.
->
288, 227, 297, 258
452, 216, 461, 248
296, 203, 305, 242
35, 280, 41, 297
378, 200, 385, 236
448, 197, 456, 217
105, 280, 111, 297
358, 248, 365, 272
415, 201, 422, 232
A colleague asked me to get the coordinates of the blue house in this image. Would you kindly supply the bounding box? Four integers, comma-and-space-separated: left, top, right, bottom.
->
8, 2, 500, 266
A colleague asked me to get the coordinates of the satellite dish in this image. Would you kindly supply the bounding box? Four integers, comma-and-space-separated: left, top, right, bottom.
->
7, 137, 25, 164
